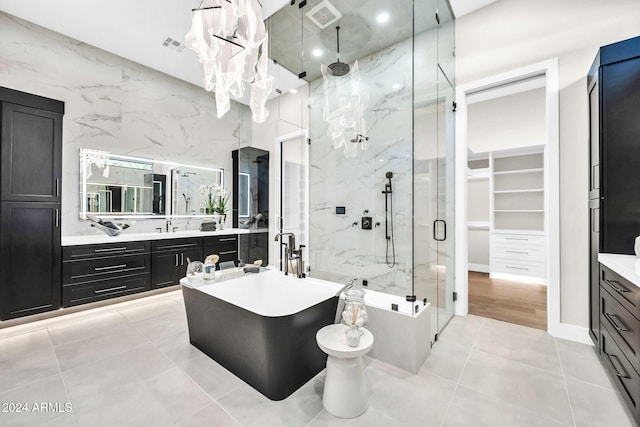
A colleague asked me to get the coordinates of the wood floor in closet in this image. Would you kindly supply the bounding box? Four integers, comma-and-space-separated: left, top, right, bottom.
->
468, 271, 547, 330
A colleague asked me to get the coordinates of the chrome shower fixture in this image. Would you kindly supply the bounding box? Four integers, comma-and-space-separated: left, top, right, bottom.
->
350, 133, 369, 143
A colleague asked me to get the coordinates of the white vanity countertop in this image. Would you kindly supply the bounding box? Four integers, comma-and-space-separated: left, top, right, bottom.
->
61, 227, 268, 246
598, 253, 640, 288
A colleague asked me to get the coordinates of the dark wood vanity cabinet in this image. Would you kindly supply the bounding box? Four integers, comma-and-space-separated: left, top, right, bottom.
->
151, 238, 203, 288
203, 235, 238, 268
589, 36, 640, 345
0, 203, 61, 319
599, 264, 640, 420
62, 241, 151, 307
0, 87, 63, 320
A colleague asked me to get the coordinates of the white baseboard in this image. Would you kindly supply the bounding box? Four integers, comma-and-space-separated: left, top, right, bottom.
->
467, 263, 489, 273
549, 322, 592, 345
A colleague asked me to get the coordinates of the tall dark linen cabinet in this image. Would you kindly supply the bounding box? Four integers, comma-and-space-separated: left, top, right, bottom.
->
0, 87, 64, 320
588, 36, 640, 422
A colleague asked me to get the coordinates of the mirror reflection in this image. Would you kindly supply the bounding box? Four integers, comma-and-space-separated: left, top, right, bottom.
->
79, 148, 223, 218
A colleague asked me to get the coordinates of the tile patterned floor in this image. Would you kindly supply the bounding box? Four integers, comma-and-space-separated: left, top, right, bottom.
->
0, 290, 635, 427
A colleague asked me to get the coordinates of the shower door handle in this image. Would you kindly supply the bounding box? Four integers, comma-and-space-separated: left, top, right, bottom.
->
433, 220, 446, 241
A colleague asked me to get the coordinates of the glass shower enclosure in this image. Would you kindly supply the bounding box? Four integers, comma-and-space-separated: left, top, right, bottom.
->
266, 0, 455, 343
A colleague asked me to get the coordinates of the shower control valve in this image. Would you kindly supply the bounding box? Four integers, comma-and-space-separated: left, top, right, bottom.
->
361, 216, 372, 230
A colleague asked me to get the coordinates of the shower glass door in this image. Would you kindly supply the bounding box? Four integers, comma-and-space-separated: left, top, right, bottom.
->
276, 125, 309, 273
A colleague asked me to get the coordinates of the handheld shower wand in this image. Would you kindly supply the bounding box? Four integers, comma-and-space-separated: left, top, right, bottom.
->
381, 172, 396, 267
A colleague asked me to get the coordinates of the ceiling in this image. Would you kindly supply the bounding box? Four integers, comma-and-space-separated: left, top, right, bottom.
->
0, 0, 496, 102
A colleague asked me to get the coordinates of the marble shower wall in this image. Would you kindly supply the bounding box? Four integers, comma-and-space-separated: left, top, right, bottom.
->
0, 12, 250, 236
308, 38, 414, 297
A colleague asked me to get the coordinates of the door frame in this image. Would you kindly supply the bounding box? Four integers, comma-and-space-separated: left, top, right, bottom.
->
273, 128, 310, 272
454, 58, 587, 344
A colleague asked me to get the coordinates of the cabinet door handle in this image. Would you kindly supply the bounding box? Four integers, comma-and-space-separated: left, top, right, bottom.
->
604, 312, 629, 332
175, 254, 179, 267
219, 250, 236, 255
94, 247, 127, 253
218, 238, 237, 242
94, 285, 127, 294
94, 264, 127, 272
55, 209, 59, 228
604, 352, 631, 379
181, 253, 184, 266
605, 279, 630, 293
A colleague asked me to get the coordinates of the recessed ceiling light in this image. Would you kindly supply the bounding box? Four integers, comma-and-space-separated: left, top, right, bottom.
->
312, 49, 323, 57
392, 83, 401, 90
290, 89, 298, 94
376, 12, 390, 24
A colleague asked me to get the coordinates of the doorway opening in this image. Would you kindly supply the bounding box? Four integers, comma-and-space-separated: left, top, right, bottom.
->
455, 59, 563, 337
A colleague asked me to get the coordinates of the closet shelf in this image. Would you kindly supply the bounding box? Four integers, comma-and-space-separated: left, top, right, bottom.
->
493, 189, 543, 194
493, 168, 543, 176
494, 209, 544, 213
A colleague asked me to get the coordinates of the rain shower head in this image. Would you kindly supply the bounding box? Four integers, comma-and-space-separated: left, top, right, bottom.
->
386, 171, 393, 179
328, 26, 350, 77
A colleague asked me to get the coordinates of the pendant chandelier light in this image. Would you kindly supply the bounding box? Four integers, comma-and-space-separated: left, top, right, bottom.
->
185, 0, 272, 123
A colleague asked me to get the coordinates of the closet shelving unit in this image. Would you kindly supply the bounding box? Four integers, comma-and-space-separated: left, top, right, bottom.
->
489, 148, 546, 282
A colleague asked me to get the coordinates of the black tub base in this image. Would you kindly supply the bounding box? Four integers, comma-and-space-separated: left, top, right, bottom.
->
182, 285, 337, 401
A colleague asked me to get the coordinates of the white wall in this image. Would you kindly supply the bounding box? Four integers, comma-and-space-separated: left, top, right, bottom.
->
467, 88, 546, 152
0, 12, 248, 236
457, 0, 640, 326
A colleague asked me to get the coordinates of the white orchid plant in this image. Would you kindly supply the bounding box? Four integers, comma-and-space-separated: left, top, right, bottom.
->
200, 183, 229, 215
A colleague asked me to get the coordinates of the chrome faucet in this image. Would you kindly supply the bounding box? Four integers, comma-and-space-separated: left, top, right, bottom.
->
166, 219, 172, 233
274, 232, 305, 277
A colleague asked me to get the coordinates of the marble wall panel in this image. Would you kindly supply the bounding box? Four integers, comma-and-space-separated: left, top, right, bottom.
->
0, 12, 248, 236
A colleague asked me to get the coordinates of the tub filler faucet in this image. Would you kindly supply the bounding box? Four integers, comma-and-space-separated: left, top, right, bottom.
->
274, 232, 305, 278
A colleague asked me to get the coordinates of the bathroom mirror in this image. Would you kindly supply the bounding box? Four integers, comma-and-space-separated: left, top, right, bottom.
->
79, 148, 223, 219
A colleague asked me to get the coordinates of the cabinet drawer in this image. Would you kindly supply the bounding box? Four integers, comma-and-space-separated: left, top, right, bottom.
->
62, 273, 150, 307
491, 233, 544, 246
63, 241, 150, 260
601, 325, 640, 415
204, 235, 238, 247
63, 253, 151, 284
492, 259, 545, 278
151, 238, 202, 253
493, 243, 545, 262
601, 286, 640, 370
601, 265, 640, 321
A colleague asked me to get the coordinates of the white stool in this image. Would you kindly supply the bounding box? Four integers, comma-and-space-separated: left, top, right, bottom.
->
316, 324, 374, 418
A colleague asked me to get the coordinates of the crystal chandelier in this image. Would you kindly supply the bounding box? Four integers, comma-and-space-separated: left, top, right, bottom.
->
185, 0, 272, 123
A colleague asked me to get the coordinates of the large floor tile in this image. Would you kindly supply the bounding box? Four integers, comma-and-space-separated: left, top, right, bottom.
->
565, 377, 635, 427
366, 358, 457, 426
0, 330, 60, 392
54, 327, 150, 371
0, 374, 76, 427
436, 314, 484, 349
118, 299, 184, 324
173, 402, 241, 427
474, 317, 562, 374
459, 348, 572, 425
217, 376, 324, 427
47, 311, 129, 347
174, 352, 244, 399
556, 338, 614, 390
308, 406, 406, 426
129, 309, 189, 345
420, 338, 472, 383
441, 384, 568, 427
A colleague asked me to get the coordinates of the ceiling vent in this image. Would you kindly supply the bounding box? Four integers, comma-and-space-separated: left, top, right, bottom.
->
305, 0, 342, 29
162, 37, 186, 53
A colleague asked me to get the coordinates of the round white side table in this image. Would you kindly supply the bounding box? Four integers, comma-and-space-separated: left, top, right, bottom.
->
316, 324, 374, 418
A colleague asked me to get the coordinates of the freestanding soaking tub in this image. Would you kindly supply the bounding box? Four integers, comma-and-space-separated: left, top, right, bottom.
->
181, 269, 342, 400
